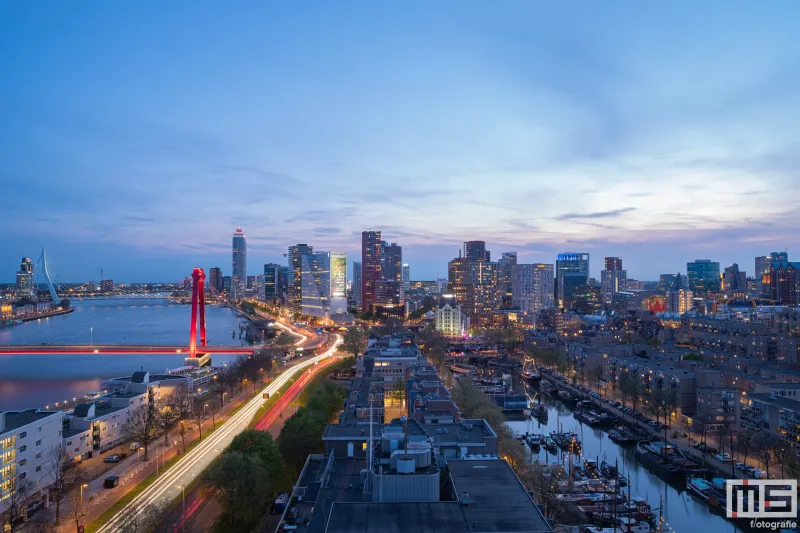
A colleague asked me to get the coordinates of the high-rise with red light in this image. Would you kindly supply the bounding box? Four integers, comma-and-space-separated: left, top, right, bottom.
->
361, 230, 382, 311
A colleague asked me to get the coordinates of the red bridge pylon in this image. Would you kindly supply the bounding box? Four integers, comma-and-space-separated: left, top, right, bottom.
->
189, 268, 206, 359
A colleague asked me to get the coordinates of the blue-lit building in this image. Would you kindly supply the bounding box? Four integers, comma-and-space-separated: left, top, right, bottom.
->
687, 259, 720, 292
232, 227, 247, 292
556, 253, 589, 308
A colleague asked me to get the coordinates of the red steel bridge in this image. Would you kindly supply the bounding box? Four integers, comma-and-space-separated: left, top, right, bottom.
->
0, 268, 261, 357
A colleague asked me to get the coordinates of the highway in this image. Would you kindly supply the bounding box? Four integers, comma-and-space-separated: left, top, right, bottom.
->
95, 333, 341, 533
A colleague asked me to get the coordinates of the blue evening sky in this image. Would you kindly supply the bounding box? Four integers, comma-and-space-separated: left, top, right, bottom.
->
1, 1, 799, 283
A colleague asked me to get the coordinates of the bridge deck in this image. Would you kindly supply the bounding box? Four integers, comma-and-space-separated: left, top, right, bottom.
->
0, 345, 255, 355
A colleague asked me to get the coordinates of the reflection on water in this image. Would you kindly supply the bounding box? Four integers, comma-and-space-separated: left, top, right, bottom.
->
498, 374, 742, 533
0, 298, 247, 410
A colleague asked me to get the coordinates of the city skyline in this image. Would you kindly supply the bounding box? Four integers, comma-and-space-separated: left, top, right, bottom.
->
2, 2, 799, 281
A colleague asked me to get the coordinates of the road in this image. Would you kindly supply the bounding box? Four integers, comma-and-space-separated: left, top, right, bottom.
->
95, 333, 341, 533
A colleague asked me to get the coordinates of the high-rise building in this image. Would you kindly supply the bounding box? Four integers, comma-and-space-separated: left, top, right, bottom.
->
100, 279, 114, 293
246, 276, 257, 290
497, 252, 517, 309
686, 259, 720, 293
330, 252, 347, 315
16, 257, 33, 298
232, 227, 247, 292
402, 264, 410, 289
209, 267, 223, 294
436, 278, 448, 293
464, 241, 490, 261
381, 242, 402, 282
511, 263, 554, 315
288, 244, 314, 312
361, 231, 382, 311
352, 261, 362, 310
770, 260, 799, 306
222, 276, 232, 294
658, 274, 676, 290
448, 251, 499, 322
722, 263, 747, 298
300, 252, 328, 318
600, 257, 626, 305
757, 252, 789, 293
264, 263, 282, 303
556, 253, 590, 307
666, 274, 693, 314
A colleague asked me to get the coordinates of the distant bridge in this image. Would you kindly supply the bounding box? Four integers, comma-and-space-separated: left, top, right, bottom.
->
0, 345, 255, 355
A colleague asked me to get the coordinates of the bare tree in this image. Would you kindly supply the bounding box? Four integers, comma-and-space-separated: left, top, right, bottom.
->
4, 477, 32, 533
155, 398, 181, 448
68, 489, 89, 533
122, 405, 158, 460
206, 397, 220, 429
116, 502, 167, 533
177, 420, 189, 452
191, 398, 208, 441
166, 384, 193, 419
46, 444, 79, 525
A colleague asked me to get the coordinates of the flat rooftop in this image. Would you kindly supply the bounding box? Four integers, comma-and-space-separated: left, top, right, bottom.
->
1, 409, 60, 434
423, 419, 495, 446
325, 502, 467, 533
447, 459, 551, 532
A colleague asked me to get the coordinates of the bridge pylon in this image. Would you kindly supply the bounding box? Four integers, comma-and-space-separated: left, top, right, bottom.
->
188, 268, 207, 362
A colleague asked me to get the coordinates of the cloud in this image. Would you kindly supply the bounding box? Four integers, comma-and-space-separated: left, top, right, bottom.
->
556, 208, 637, 220
313, 227, 342, 235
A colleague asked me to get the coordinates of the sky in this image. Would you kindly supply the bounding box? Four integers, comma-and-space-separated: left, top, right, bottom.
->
2, 1, 799, 283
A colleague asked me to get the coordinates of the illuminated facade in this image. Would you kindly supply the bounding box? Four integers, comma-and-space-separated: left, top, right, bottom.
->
666, 274, 693, 314
435, 295, 465, 336
232, 227, 247, 292
497, 252, 517, 309
770, 260, 799, 306
361, 231, 382, 312
464, 240, 490, 261
15, 257, 33, 298
601, 257, 626, 305
381, 242, 402, 282
329, 252, 347, 315
352, 261, 362, 310
686, 259, 720, 293
556, 253, 589, 307
511, 263, 554, 315
264, 263, 282, 303
287, 244, 314, 312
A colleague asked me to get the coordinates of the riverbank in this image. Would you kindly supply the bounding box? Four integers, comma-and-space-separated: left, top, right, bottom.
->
18, 306, 74, 322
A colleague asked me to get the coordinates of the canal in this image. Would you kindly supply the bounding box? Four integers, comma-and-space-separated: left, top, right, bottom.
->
504, 378, 742, 533
0, 298, 248, 410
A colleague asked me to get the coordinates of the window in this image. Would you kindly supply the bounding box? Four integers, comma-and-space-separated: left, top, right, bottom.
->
18, 459, 27, 467
18, 472, 27, 480
35, 452, 41, 460
19, 432, 27, 439
19, 445, 27, 453
35, 439, 42, 447
35, 466, 41, 472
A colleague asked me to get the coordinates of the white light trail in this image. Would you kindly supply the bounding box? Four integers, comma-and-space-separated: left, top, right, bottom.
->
96, 335, 341, 533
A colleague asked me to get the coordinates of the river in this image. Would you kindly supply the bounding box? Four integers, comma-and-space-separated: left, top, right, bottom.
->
0, 298, 249, 410
502, 377, 742, 533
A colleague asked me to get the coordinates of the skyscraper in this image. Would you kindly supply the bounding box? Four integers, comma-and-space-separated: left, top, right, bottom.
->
511, 263, 554, 315
232, 227, 247, 292
497, 252, 517, 309
402, 264, 410, 290
666, 274, 693, 314
329, 252, 347, 315
600, 257, 626, 305
448, 250, 499, 322
686, 259, 721, 292
352, 261, 362, 310
723, 263, 747, 298
770, 260, 799, 306
264, 263, 282, 303
287, 244, 314, 312
16, 257, 33, 298
209, 267, 223, 294
464, 241, 490, 261
556, 253, 589, 307
382, 242, 402, 282
361, 231, 382, 311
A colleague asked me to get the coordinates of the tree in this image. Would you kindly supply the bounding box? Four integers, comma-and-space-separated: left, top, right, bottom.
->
177, 420, 189, 452
206, 452, 270, 525
340, 327, 368, 356
46, 444, 79, 525
116, 502, 168, 533
3, 477, 32, 533
191, 399, 208, 441
68, 489, 89, 533
228, 430, 285, 490
122, 404, 158, 460
166, 384, 192, 420
733, 429, 757, 466
277, 409, 326, 474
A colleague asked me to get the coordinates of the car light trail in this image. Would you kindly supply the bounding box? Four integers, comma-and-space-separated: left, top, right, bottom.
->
95, 335, 341, 533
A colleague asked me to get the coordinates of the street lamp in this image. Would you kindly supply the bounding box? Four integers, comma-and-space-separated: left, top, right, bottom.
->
90, 327, 93, 346
80, 483, 89, 504
176, 484, 186, 514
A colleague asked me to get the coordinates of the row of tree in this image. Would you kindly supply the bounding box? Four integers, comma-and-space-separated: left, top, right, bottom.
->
206, 361, 350, 528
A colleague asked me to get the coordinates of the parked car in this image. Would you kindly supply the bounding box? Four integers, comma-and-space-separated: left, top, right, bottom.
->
104, 476, 120, 488
735, 462, 748, 472
745, 466, 758, 476
714, 453, 733, 463
130, 442, 142, 451
648, 420, 660, 427
704, 446, 719, 455
103, 455, 121, 464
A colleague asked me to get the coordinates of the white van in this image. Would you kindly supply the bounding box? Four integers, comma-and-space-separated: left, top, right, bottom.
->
130, 442, 142, 451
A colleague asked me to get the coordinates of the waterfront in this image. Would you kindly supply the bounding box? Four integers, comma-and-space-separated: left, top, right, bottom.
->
0, 298, 248, 410
505, 379, 742, 533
